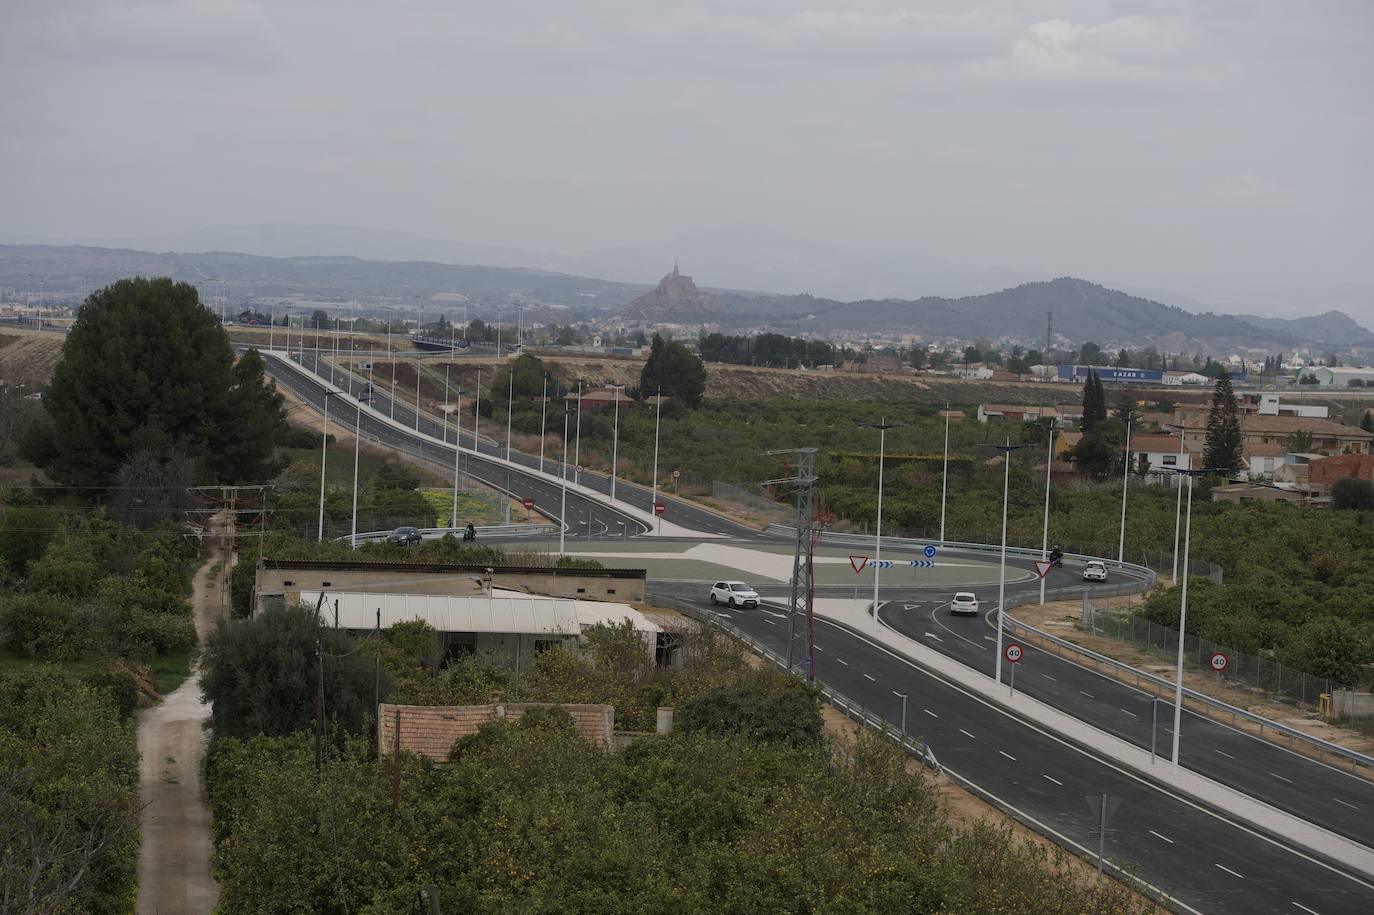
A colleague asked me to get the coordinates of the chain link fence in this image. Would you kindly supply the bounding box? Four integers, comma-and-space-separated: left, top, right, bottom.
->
1088, 608, 1332, 710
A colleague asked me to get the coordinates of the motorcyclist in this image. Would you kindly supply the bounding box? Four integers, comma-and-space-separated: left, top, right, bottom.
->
1049, 544, 1064, 566
463, 522, 477, 543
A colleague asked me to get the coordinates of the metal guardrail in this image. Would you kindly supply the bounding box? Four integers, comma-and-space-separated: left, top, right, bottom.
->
340, 523, 560, 545
767, 523, 1374, 773
662, 597, 941, 773
1000, 606, 1374, 774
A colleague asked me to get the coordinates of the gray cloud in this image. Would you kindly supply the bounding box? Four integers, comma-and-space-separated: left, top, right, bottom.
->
1, 1, 1370, 320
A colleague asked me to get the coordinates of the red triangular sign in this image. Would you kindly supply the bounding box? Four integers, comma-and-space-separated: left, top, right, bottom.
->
849, 555, 869, 574
1034, 560, 1053, 579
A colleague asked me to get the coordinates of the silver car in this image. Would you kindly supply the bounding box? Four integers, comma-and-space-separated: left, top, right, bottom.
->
1082, 560, 1108, 582
950, 592, 980, 616
709, 581, 760, 609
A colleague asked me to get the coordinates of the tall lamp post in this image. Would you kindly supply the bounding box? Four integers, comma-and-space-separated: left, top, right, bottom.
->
1169, 467, 1211, 768
983, 438, 1030, 688
350, 393, 366, 548
559, 407, 571, 556
939, 405, 952, 544
1171, 435, 1186, 583
609, 383, 625, 500
450, 388, 466, 529
1039, 418, 1057, 605
317, 390, 344, 542
538, 372, 550, 474
572, 380, 586, 486
1118, 417, 1133, 564
860, 420, 898, 624
650, 387, 668, 534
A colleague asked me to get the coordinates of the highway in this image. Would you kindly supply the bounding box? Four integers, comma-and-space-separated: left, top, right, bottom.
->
262, 345, 1374, 911
651, 580, 1374, 915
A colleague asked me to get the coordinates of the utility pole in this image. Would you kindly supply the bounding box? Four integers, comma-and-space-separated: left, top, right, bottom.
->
764, 448, 819, 679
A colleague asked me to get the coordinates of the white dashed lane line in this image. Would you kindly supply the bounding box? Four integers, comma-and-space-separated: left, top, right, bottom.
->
1079, 691, 1095, 699
835, 658, 848, 666
1214, 748, 1236, 760
1291, 902, 1322, 915
923, 709, 939, 718
998, 750, 1017, 761
862, 673, 876, 682
1120, 709, 1138, 717
1149, 830, 1174, 844
1271, 772, 1294, 784
1215, 864, 1245, 880
1333, 798, 1359, 811
1040, 673, 1057, 682
959, 729, 976, 740
1042, 774, 1063, 786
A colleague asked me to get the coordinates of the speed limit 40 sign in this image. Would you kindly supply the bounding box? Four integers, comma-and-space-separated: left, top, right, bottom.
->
1004, 643, 1024, 664
1208, 651, 1229, 673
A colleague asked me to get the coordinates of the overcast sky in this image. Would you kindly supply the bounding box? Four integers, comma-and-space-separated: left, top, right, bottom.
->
2, 1, 1371, 316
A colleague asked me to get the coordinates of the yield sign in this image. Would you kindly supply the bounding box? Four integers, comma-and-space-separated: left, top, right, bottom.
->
849, 555, 869, 573
1033, 559, 1053, 579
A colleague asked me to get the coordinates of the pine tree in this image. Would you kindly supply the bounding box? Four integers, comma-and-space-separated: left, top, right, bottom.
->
1081, 370, 1108, 432
1203, 368, 1243, 473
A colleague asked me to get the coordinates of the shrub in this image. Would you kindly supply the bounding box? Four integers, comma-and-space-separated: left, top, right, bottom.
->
0, 593, 96, 660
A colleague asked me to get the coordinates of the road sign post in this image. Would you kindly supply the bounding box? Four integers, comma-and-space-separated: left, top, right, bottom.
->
1004, 643, 1023, 697
522, 497, 535, 520
672, 468, 680, 494
1033, 559, 1053, 579
653, 501, 666, 515
1208, 651, 1229, 690
849, 555, 869, 573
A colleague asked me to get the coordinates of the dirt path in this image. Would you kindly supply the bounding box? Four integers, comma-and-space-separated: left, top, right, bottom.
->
135, 530, 228, 913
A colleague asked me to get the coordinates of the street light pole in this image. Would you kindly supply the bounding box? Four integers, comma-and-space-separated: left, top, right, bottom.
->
350, 399, 362, 548
985, 438, 1029, 688
1040, 419, 1057, 605
317, 391, 342, 542
1170, 467, 1209, 769
473, 368, 482, 455
559, 407, 571, 556
573, 380, 585, 486
387, 312, 396, 420
505, 358, 515, 461
650, 388, 665, 535
1118, 417, 1132, 564
539, 372, 549, 474
450, 389, 465, 529
1171, 435, 1185, 583
860, 420, 898, 625
940, 405, 951, 544
442, 325, 453, 440
609, 383, 624, 500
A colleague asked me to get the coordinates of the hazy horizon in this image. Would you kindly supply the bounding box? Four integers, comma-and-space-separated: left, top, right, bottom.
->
3, 2, 1371, 319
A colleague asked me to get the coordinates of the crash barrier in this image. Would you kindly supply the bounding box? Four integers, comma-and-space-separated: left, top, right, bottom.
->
341, 523, 560, 545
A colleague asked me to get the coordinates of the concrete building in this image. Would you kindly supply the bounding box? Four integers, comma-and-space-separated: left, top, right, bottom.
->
303, 587, 662, 668
1210, 483, 1309, 505
253, 558, 646, 614
1162, 370, 1209, 385
1057, 365, 1164, 384
1127, 434, 1194, 482
1242, 442, 1287, 480
1296, 366, 1374, 387
976, 403, 1060, 423
564, 387, 633, 409
1172, 414, 1374, 456
378, 703, 617, 760
1307, 453, 1374, 491
1241, 394, 1328, 419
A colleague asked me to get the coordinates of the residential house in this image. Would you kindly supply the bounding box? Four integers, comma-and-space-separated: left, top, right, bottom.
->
1241, 442, 1286, 480
564, 387, 633, 409
1127, 434, 1194, 482
1210, 483, 1310, 505
1172, 414, 1374, 456
1307, 454, 1374, 492
1240, 394, 1328, 419
953, 363, 995, 380
977, 404, 1060, 424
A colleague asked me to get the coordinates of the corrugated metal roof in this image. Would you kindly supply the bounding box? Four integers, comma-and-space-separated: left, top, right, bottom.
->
303, 590, 582, 635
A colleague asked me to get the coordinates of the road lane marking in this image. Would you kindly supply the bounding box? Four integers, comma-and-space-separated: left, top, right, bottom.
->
814, 645, 824, 652
923, 709, 939, 718
999, 750, 1017, 761
1149, 830, 1174, 844
1270, 772, 1293, 784
1120, 709, 1138, 717
1042, 774, 1063, 786
983, 636, 996, 642
1079, 691, 1095, 699
1214, 863, 1245, 879
1333, 798, 1359, 811
923, 632, 944, 641
1291, 903, 1321, 915
1040, 673, 1057, 682
863, 673, 876, 682
959, 729, 976, 740
1213, 749, 1236, 760
835, 658, 848, 666
763, 619, 775, 625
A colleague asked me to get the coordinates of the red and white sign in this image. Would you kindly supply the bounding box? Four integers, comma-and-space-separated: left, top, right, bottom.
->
1208, 651, 1229, 673
522, 497, 535, 510
653, 501, 666, 515
576, 464, 584, 474
672, 469, 681, 479
849, 555, 869, 574
1033, 559, 1053, 579
1004, 643, 1024, 664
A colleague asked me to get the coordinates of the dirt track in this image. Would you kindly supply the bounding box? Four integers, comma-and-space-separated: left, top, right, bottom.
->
135, 528, 226, 913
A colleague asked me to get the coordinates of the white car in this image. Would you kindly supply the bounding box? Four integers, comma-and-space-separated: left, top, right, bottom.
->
1082, 560, 1108, 582
950, 592, 980, 616
709, 581, 760, 609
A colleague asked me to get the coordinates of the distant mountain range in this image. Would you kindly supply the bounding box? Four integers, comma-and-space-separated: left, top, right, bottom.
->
3, 244, 1371, 355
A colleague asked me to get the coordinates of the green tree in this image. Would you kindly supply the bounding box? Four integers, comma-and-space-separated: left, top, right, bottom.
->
639, 333, 706, 408
200, 604, 385, 741
1332, 478, 1374, 511
1202, 368, 1243, 473
1079, 341, 1103, 365
27, 278, 287, 487
1360, 411, 1374, 434
1285, 430, 1315, 454
1080, 370, 1107, 432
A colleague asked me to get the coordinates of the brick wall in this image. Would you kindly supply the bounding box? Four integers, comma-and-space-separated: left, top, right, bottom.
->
1308, 454, 1374, 488
378, 702, 616, 761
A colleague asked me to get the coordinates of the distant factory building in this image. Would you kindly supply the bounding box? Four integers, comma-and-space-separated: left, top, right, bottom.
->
1057, 365, 1164, 384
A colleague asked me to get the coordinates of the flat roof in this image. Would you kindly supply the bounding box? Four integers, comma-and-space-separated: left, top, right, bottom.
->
264, 558, 645, 580
302, 588, 660, 635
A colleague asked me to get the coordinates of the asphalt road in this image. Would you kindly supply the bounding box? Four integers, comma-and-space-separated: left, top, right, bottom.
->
274, 349, 758, 539
651, 581, 1374, 915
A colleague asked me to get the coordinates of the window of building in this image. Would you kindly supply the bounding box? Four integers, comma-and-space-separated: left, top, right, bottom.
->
1163, 455, 1177, 465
